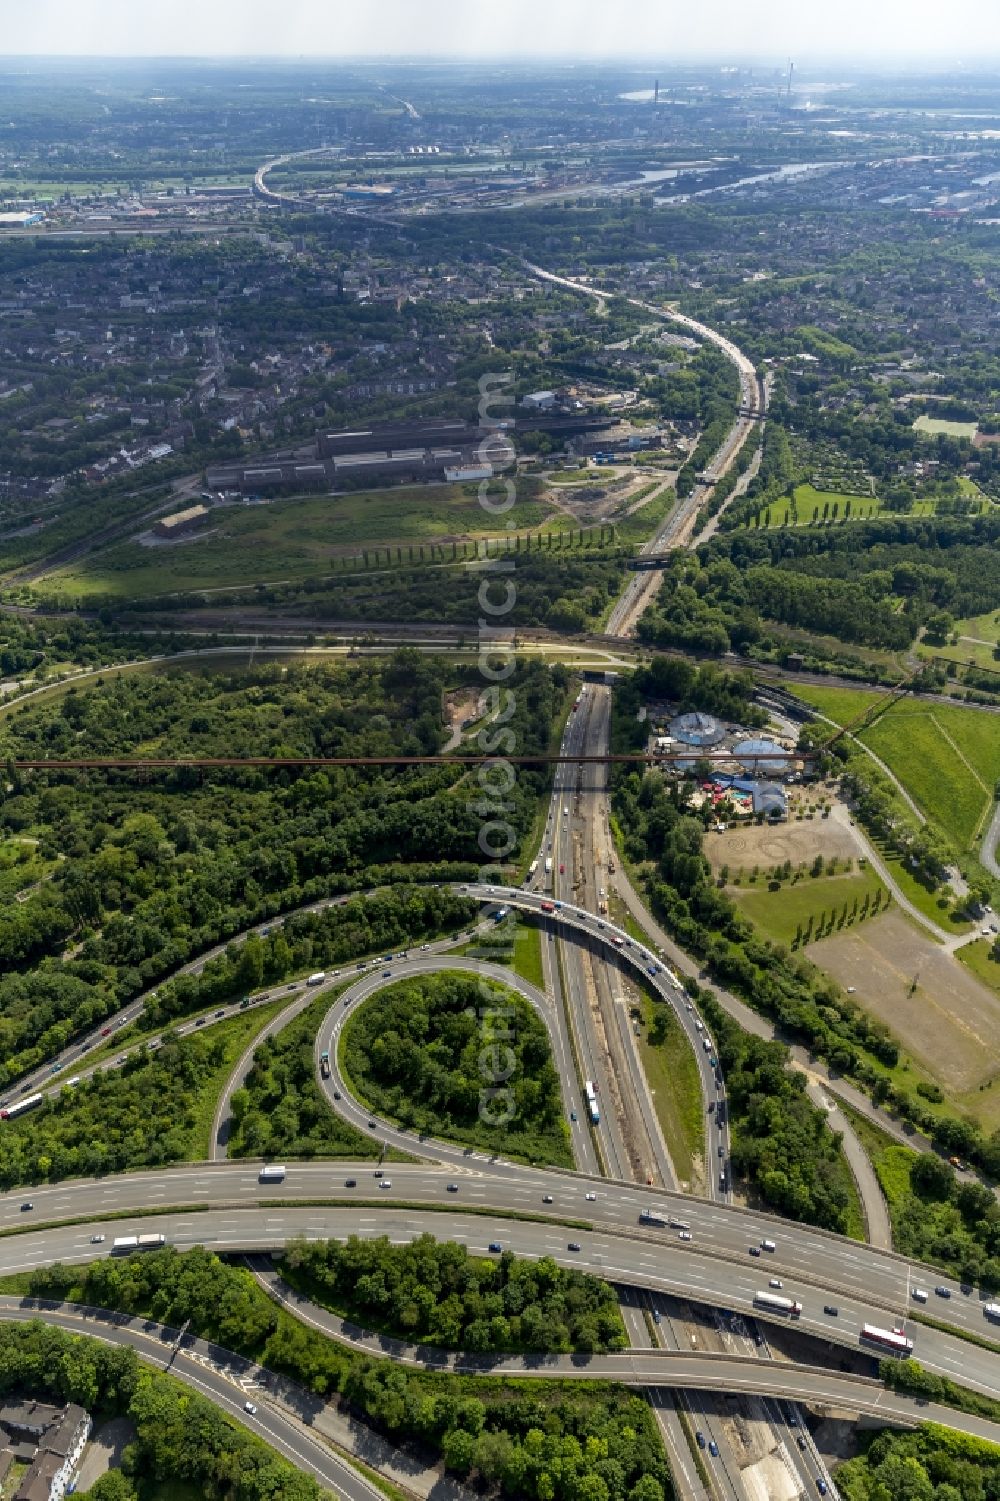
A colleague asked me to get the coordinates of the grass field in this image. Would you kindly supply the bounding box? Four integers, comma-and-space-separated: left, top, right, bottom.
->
796, 684, 1000, 857
912, 414, 979, 439
842, 1105, 916, 1214
634, 992, 704, 1191
748, 482, 988, 529
728, 868, 888, 947
957, 936, 1000, 999
35, 483, 569, 600
460, 922, 545, 991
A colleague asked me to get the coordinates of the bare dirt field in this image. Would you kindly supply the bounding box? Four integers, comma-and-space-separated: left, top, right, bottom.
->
704, 814, 858, 873
809, 911, 1000, 1119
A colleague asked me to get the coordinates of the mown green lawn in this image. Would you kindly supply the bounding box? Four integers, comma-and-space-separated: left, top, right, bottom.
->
796, 685, 1000, 856
634, 994, 704, 1189
728, 869, 888, 947
957, 937, 1000, 999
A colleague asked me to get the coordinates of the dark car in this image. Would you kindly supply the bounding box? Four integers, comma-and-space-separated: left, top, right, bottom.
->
567, 1241, 581, 1252
20, 1202, 32, 1212
333, 1090, 341, 1100
824, 1304, 839, 1317
749, 1246, 761, 1257
215, 1009, 225, 1018
797, 1435, 807, 1451
543, 1194, 554, 1204
344, 1178, 357, 1188
695, 1431, 706, 1450
817, 1482, 828, 1497
447, 1183, 459, 1193
488, 1242, 502, 1253
708, 1441, 719, 1458
367, 1119, 376, 1129
195, 1018, 205, 1027
935, 1286, 952, 1299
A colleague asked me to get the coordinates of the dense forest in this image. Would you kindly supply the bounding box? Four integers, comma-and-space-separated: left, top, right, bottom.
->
280, 1232, 626, 1353
228, 990, 375, 1161
26, 1248, 672, 1501
699, 997, 856, 1233
0, 1012, 277, 1188
0, 1319, 323, 1501
341, 971, 571, 1166
836, 1424, 1000, 1501
637, 512, 1000, 661
0, 654, 562, 1091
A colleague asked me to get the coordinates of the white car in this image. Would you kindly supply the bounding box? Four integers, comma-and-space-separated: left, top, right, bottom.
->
585, 1191, 597, 1201
90, 1234, 105, 1244
244, 1401, 257, 1415
379, 1180, 392, 1189
678, 1230, 692, 1242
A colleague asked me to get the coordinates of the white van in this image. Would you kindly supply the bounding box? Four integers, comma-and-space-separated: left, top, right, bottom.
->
760, 1238, 776, 1253
911, 1287, 929, 1303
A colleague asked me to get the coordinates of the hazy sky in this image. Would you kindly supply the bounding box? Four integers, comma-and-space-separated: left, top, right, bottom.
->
5, 0, 1000, 63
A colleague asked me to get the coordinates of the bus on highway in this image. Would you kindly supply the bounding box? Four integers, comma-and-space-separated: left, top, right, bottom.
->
112, 1233, 167, 1256
860, 1323, 913, 1356
0, 1093, 43, 1120
584, 1080, 600, 1125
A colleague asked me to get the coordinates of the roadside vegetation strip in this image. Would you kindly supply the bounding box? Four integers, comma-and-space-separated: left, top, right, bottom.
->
633, 987, 704, 1189
0, 1316, 329, 1501
836, 1424, 1000, 1501
228, 987, 388, 1163
842, 1104, 1000, 1296
12, 1248, 671, 1500
276, 1231, 628, 1353
0, 1005, 294, 1194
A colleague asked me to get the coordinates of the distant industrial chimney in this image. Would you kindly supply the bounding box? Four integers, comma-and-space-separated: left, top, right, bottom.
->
654, 78, 659, 104
786, 61, 794, 100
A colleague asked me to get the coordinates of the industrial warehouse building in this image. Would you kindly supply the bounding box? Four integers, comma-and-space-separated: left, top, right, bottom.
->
154, 503, 209, 537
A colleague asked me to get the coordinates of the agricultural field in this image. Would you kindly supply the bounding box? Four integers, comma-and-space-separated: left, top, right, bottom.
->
796, 684, 1000, 857
728, 868, 889, 949
809, 911, 1000, 1127
33, 482, 571, 600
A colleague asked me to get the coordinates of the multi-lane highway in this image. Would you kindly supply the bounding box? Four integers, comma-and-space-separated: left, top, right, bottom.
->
4, 1196, 1000, 1439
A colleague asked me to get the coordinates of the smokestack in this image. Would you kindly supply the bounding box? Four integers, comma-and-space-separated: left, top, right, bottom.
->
654, 78, 659, 104
786, 61, 794, 99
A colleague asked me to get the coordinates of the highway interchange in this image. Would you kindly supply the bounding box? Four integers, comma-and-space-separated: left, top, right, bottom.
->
3, 268, 999, 1501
